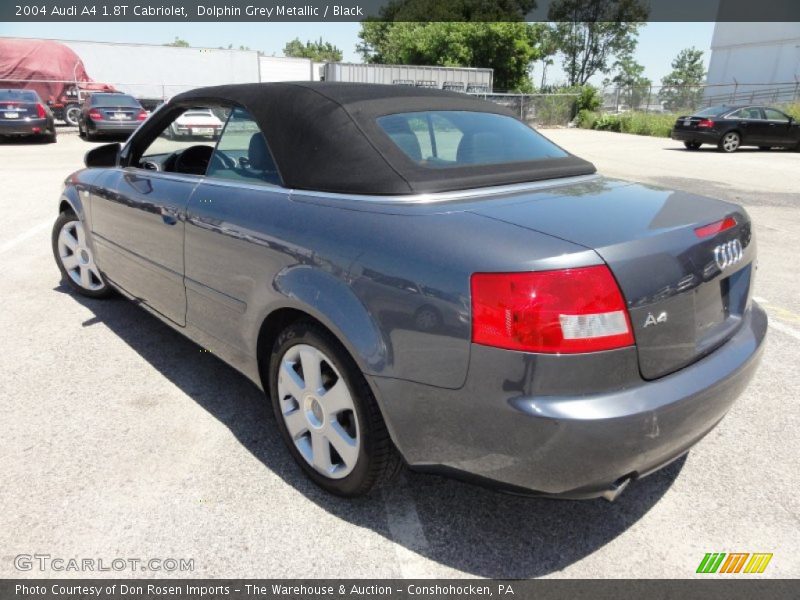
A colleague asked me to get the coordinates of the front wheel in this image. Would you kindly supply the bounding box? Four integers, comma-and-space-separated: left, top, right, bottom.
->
718, 131, 741, 153
683, 141, 701, 150
52, 211, 113, 298
269, 320, 402, 496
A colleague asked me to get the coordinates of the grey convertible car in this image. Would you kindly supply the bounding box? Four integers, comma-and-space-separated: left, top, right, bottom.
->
52, 83, 766, 499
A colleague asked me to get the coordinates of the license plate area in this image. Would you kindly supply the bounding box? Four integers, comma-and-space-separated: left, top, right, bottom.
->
683, 119, 692, 127
4, 112, 19, 119
112, 113, 128, 120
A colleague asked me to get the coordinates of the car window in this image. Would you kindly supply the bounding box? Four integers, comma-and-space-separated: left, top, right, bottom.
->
91, 94, 141, 108
764, 108, 789, 122
141, 105, 230, 159
729, 108, 763, 120
377, 111, 567, 168
695, 106, 728, 117
206, 107, 281, 186
0, 89, 38, 102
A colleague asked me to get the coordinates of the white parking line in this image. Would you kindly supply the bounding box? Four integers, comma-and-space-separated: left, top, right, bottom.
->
0, 220, 51, 255
382, 474, 433, 577
768, 319, 800, 342
753, 296, 800, 341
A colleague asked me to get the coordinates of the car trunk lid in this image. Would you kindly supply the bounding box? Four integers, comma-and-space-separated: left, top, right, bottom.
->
470, 179, 754, 379
1, 101, 38, 121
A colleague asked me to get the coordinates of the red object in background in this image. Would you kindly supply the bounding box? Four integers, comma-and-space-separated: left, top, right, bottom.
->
0, 38, 117, 107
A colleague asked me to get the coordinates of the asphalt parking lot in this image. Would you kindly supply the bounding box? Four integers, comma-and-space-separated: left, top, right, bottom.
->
1, 126, 798, 579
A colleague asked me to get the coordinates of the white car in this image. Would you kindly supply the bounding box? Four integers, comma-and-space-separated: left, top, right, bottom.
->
168, 108, 223, 138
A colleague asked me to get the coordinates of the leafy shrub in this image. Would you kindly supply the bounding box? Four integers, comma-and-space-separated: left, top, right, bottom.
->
575, 109, 600, 129
783, 102, 800, 120
576, 110, 676, 138
575, 86, 602, 113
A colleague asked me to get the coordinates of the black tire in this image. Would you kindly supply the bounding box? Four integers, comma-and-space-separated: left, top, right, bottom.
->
78, 123, 86, 139
268, 319, 402, 496
44, 130, 57, 144
683, 141, 701, 150
52, 211, 113, 299
85, 128, 96, 142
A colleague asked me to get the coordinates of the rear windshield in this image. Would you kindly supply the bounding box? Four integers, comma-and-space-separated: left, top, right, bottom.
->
694, 106, 728, 117
377, 111, 567, 168
91, 94, 141, 108
0, 90, 38, 102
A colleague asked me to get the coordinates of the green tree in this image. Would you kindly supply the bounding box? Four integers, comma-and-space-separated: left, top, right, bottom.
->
283, 37, 343, 62
358, 22, 546, 92
548, 0, 647, 86
605, 51, 651, 109
164, 36, 190, 48
372, 0, 537, 21
658, 47, 706, 111
536, 26, 560, 89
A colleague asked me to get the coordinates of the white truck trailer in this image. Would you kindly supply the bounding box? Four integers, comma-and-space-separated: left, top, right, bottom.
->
321, 62, 493, 92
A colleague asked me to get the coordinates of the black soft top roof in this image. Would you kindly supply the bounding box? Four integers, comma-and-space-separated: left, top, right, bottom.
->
170, 82, 595, 195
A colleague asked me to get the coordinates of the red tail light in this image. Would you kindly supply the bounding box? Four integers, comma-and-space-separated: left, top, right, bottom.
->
694, 216, 737, 238
136, 110, 148, 121
697, 119, 714, 128
88, 110, 103, 121
35, 103, 46, 118
471, 266, 634, 354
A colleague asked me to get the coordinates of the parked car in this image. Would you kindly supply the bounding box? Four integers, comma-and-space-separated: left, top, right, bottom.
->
0, 89, 57, 143
52, 83, 766, 499
77, 92, 147, 141
671, 105, 800, 152
167, 107, 224, 139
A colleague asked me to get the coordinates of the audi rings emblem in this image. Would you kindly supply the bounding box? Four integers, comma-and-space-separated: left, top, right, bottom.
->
713, 239, 743, 270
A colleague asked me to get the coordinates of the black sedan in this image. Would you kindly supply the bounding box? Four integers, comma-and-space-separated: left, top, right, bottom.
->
78, 92, 147, 141
671, 105, 800, 152
0, 89, 57, 143
52, 83, 766, 499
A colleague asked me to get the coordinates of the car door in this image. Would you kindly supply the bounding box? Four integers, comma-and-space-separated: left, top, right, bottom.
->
763, 108, 795, 145
184, 107, 288, 356
729, 107, 768, 145
90, 106, 224, 325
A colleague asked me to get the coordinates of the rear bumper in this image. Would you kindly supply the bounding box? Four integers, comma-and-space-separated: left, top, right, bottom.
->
671, 129, 720, 144
370, 303, 767, 498
89, 120, 139, 134
0, 118, 51, 136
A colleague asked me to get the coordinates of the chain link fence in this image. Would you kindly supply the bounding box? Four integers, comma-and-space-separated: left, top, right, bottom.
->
471, 93, 579, 127
599, 81, 800, 115
1, 78, 581, 128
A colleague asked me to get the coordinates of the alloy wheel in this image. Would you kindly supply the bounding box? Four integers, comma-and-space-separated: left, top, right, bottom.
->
57, 220, 105, 291
277, 344, 361, 479
722, 132, 740, 152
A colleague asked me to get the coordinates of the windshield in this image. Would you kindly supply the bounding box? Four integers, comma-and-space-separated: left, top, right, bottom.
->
377, 111, 567, 168
694, 106, 728, 117
91, 94, 141, 108
0, 89, 38, 102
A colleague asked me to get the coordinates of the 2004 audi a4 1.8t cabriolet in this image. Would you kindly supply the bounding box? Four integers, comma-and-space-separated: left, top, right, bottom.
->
52, 83, 766, 500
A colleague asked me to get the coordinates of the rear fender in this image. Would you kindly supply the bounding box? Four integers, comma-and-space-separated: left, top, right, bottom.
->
269, 265, 387, 374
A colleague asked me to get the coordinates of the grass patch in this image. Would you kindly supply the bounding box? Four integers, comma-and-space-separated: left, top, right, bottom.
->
576, 110, 676, 138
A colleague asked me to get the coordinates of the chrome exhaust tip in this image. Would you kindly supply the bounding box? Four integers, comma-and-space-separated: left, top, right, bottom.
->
601, 477, 631, 502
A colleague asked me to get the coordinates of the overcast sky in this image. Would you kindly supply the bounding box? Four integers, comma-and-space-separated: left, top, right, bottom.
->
0, 21, 715, 87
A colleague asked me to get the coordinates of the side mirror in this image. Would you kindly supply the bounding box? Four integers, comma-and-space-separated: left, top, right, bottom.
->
84, 142, 121, 168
